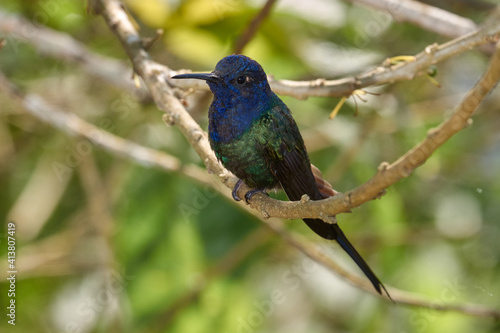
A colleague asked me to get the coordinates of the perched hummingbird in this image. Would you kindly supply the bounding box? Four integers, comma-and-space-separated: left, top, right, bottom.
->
173, 55, 390, 297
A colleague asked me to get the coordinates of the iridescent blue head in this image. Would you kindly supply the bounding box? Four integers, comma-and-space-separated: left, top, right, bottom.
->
173, 55, 278, 143
172, 54, 271, 99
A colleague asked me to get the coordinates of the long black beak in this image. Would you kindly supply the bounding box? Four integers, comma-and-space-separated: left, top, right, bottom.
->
172, 72, 220, 83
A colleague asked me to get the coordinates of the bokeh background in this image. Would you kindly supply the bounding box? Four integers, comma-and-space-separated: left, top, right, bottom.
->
1, 0, 500, 332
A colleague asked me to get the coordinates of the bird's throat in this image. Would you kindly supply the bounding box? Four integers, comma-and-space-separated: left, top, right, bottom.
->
208, 92, 274, 143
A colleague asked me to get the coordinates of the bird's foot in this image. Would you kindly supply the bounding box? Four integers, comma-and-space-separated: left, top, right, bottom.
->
232, 179, 244, 201
244, 187, 269, 204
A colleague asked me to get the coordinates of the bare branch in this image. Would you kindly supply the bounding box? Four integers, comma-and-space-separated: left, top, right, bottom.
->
268, 20, 500, 99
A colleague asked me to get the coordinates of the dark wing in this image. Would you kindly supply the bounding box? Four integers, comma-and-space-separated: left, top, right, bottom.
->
266, 104, 339, 238
266, 103, 329, 202
267, 103, 390, 297
275, 143, 323, 201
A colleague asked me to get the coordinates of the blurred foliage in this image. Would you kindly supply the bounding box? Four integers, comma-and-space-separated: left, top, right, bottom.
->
1, 0, 500, 333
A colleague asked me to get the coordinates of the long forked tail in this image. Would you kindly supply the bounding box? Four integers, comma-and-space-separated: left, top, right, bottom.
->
332, 222, 392, 300
304, 165, 392, 299
303, 218, 392, 300
276, 154, 392, 298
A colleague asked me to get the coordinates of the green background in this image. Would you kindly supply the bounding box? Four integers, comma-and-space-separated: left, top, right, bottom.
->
0, 0, 499, 332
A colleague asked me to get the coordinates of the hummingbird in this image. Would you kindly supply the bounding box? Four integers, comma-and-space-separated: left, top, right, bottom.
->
173, 55, 390, 298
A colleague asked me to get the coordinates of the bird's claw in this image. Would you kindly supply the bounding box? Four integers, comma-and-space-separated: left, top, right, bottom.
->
232, 179, 244, 201
244, 187, 268, 204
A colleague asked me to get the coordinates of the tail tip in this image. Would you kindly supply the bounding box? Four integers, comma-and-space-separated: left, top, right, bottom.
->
377, 283, 395, 304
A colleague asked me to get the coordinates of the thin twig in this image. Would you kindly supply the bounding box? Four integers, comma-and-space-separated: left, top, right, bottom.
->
233, 0, 277, 54
268, 19, 500, 99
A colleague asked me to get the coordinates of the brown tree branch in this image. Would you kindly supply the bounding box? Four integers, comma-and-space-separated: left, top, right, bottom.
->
267, 19, 500, 99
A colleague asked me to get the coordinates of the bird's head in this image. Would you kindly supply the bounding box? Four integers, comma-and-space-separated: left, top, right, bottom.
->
172, 55, 271, 99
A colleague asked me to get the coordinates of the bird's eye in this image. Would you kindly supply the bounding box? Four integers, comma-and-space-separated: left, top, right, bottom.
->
236, 76, 246, 85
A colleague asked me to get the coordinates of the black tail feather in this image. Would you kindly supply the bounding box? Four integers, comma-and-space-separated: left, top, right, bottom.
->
303, 218, 392, 301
